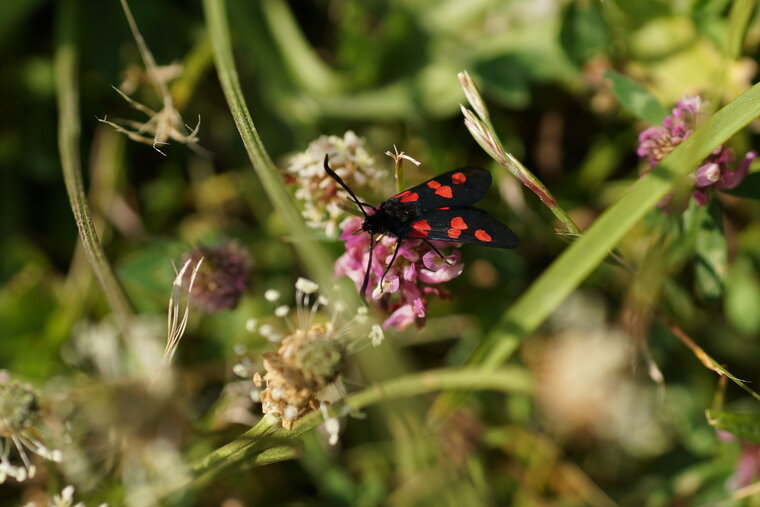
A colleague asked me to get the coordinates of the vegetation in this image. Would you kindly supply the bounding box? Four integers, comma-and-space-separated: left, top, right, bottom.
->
2, 0, 760, 504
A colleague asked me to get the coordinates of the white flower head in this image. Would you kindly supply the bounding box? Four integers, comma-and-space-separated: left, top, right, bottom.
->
0, 381, 62, 485
285, 131, 387, 237
369, 324, 385, 347
264, 289, 281, 302
295, 277, 319, 295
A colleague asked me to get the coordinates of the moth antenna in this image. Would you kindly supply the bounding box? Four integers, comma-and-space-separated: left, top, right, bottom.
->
323, 155, 373, 218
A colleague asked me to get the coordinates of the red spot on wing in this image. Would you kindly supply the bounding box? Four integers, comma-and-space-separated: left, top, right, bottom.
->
450, 217, 468, 229
452, 172, 467, 184
447, 228, 462, 239
394, 190, 410, 199
400, 192, 419, 203
412, 219, 431, 231
408, 229, 428, 238
475, 229, 492, 242
427, 180, 441, 189
435, 186, 453, 198
438, 207, 450, 210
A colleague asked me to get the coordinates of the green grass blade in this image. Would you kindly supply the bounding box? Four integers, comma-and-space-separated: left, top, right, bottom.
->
203, 0, 338, 296
55, 0, 134, 337
469, 81, 760, 369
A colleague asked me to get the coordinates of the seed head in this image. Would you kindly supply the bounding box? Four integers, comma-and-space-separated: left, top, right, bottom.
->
184, 241, 253, 312
0, 382, 38, 436
0, 381, 62, 484
256, 326, 345, 430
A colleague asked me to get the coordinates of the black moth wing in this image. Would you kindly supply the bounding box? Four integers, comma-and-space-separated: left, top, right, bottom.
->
383, 166, 492, 210
401, 207, 519, 249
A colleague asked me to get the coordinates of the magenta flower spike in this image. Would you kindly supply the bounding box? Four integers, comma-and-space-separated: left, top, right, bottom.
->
637, 95, 755, 207
335, 217, 464, 330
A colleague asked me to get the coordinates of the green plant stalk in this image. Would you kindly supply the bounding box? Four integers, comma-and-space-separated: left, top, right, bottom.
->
464, 81, 760, 372
260, 0, 343, 94
396, 163, 405, 194
203, 0, 337, 296
706, 0, 755, 115
55, 0, 134, 337
170, 30, 214, 111
726, 0, 754, 60
153, 367, 531, 497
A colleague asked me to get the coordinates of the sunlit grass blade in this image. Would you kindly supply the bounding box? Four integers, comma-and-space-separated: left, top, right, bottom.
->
55, 0, 134, 338
432, 81, 760, 417
203, 0, 339, 300
465, 80, 760, 372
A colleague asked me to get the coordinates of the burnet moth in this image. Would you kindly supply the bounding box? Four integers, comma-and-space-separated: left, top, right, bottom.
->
324, 155, 519, 302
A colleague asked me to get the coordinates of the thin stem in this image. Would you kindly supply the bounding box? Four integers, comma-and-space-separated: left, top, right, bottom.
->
663, 317, 760, 403
119, 0, 171, 106
151, 367, 532, 498
55, 0, 134, 337
203, 0, 338, 299
170, 30, 214, 112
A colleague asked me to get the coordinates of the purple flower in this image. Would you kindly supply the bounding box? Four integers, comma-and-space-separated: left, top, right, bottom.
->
636, 95, 755, 207
335, 217, 464, 330
717, 430, 760, 489
183, 241, 253, 313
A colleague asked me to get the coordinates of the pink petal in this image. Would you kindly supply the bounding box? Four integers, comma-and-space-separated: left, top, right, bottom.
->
695, 163, 720, 188
718, 151, 756, 190
692, 189, 709, 206
404, 262, 417, 282
418, 262, 464, 284
412, 297, 426, 318
383, 304, 416, 330
732, 443, 760, 489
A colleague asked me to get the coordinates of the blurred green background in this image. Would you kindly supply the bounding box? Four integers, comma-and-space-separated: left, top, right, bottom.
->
2, 0, 760, 505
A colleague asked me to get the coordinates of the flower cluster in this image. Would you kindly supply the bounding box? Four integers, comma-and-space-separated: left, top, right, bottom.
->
252, 278, 383, 431
183, 241, 253, 313
0, 380, 61, 484
335, 216, 464, 330
285, 131, 386, 237
637, 95, 756, 206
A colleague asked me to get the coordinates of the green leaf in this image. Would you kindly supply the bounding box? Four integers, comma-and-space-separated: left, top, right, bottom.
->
693, 200, 727, 300
725, 256, 760, 335
707, 410, 760, 443
118, 240, 189, 312
605, 70, 669, 124
473, 55, 530, 108
724, 172, 760, 200
559, 0, 609, 67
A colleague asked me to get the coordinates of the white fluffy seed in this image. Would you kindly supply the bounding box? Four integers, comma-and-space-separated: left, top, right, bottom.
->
295, 277, 319, 294
264, 289, 281, 302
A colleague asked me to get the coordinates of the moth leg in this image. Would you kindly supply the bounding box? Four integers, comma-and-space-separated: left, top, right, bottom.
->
359, 235, 375, 304
423, 239, 452, 265
379, 239, 403, 288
